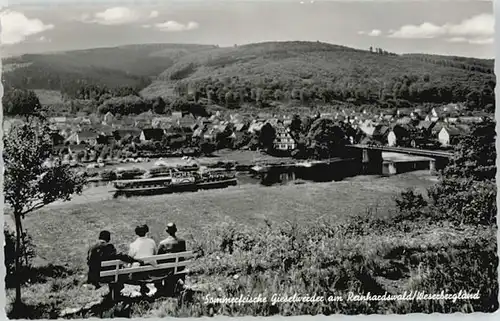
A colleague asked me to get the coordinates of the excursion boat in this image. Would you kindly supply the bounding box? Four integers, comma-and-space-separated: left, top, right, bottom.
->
113, 176, 173, 196
177, 163, 200, 172
116, 167, 147, 179
112, 166, 237, 196
197, 169, 238, 189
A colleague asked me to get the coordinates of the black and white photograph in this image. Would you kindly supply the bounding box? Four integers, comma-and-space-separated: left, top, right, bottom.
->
1, 0, 497, 318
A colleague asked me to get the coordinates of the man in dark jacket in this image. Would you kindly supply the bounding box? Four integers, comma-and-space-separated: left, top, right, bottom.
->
155, 223, 187, 295
157, 223, 186, 255
87, 230, 143, 289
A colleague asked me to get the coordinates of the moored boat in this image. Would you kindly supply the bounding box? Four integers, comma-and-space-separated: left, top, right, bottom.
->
112, 161, 237, 197
197, 169, 238, 189
112, 176, 174, 196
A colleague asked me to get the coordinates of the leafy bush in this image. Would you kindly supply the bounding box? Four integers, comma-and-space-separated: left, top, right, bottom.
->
4, 227, 36, 287
394, 189, 428, 222
428, 119, 496, 226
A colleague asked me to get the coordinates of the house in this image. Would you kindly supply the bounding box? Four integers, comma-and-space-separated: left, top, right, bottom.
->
68, 143, 88, 157
80, 118, 92, 126
457, 116, 484, 124
387, 125, 413, 147
358, 122, 376, 137
177, 115, 197, 130
234, 123, 249, 132
49, 116, 67, 124
416, 121, 435, 136
152, 117, 173, 129
3, 118, 24, 133
193, 125, 207, 138
431, 105, 460, 119
257, 112, 272, 120
248, 121, 265, 133
410, 111, 423, 121
387, 131, 397, 147
102, 112, 115, 125
273, 126, 296, 151
49, 131, 65, 146
431, 122, 446, 137
59, 128, 73, 139
65, 130, 99, 145
140, 128, 165, 142
445, 117, 459, 124
164, 127, 191, 147
438, 126, 464, 147
397, 108, 412, 117
135, 119, 151, 129
396, 116, 413, 126
120, 117, 136, 127
425, 114, 439, 122
113, 128, 142, 141
171, 112, 183, 119
203, 127, 218, 142
97, 128, 115, 144
372, 125, 390, 144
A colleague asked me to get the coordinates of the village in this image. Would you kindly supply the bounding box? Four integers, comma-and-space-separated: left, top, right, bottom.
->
25, 102, 487, 167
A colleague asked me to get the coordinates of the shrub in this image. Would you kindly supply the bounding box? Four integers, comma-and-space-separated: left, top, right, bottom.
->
4, 227, 36, 288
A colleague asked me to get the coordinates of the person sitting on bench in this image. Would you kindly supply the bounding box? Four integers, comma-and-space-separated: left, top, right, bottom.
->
154, 223, 186, 295
128, 224, 157, 295
87, 230, 143, 290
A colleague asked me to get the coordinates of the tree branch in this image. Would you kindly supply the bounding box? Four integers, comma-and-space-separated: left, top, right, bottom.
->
21, 201, 45, 217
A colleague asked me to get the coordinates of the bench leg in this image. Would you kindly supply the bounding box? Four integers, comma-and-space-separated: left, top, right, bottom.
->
109, 282, 123, 302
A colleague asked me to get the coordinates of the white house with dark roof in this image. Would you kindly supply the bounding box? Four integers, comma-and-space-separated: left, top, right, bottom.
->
273, 125, 296, 151
438, 126, 466, 147
102, 112, 115, 125
65, 130, 99, 145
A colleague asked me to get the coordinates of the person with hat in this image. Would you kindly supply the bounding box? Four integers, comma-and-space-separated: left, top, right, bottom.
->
155, 223, 187, 295
157, 223, 186, 254
128, 224, 157, 295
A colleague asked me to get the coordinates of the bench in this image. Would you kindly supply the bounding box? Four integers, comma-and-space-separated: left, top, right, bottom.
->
100, 251, 195, 300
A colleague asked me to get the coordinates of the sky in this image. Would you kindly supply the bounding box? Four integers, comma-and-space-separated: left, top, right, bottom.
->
0, 0, 495, 59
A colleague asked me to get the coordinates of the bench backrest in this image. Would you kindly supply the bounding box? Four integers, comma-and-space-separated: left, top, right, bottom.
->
100, 251, 195, 282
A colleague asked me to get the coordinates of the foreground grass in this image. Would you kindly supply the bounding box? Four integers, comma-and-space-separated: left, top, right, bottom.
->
8, 218, 497, 318
144, 221, 497, 316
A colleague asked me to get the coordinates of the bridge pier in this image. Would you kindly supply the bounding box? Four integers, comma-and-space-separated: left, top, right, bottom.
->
388, 162, 397, 175
429, 157, 449, 174
362, 148, 383, 175
429, 159, 436, 175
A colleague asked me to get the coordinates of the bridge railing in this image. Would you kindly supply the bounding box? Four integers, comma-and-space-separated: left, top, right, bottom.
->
348, 145, 454, 158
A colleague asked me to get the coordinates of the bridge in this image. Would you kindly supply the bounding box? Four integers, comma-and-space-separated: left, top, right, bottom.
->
345, 145, 454, 175
348, 145, 454, 159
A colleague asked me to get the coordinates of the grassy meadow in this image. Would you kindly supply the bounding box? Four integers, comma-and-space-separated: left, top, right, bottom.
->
22, 174, 433, 270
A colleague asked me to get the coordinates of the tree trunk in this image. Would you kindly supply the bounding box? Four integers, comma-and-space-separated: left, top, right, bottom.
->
14, 212, 22, 305
18, 218, 29, 267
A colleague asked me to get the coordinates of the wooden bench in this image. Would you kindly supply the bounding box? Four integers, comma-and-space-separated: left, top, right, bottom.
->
100, 251, 195, 300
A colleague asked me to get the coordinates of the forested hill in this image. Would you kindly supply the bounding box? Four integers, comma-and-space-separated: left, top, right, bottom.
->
148, 41, 494, 109
1, 43, 216, 97
2, 41, 495, 110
